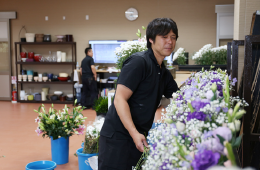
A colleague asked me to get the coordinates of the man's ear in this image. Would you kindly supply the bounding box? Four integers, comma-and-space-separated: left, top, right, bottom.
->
149, 38, 154, 44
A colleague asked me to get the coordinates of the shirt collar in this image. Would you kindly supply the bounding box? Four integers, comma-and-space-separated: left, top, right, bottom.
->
148, 48, 166, 69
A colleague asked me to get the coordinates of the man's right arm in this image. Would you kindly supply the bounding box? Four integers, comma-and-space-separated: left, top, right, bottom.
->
114, 84, 148, 152
91, 65, 97, 81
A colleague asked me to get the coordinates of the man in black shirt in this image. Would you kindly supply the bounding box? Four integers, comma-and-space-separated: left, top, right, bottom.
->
80, 47, 97, 109
98, 18, 179, 169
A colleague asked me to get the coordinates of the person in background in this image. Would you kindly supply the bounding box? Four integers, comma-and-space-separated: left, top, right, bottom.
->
98, 18, 179, 169
80, 47, 97, 109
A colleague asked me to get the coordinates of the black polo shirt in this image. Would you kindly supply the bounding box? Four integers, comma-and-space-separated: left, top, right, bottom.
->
100, 48, 179, 139
81, 55, 94, 77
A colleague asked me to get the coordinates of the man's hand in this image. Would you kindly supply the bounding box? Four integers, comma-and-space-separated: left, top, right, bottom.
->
131, 132, 148, 152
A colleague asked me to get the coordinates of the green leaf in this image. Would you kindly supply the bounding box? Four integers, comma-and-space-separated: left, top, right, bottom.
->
233, 135, 243, 148
138, 29, 140, 33
142, 26, 146, 30
188, 102, 194, 112
216, 134, 225, 145
38, 106, 41, 112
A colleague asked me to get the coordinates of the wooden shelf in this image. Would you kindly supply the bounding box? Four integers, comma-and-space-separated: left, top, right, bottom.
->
16, 62, 76, 65
15, 41, 77, 104
15, 42, 76, 45
17, 81, 74, 84
18, 100, 74, 104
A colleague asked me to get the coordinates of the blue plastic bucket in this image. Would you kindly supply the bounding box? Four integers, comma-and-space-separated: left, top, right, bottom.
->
76, 148, 98, 170
50, 136, 69, 165
25, 160, 56, 170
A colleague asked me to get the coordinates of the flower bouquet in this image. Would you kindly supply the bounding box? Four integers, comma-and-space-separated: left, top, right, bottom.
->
34, 102, 87, 164
34, 103, 87, 140
135, 67, 249, 170
115, 27, 147, 72
77, 117, 105, 170
173, 47, 187, 65
192, 44, 227, 65
83, 117, 105, 154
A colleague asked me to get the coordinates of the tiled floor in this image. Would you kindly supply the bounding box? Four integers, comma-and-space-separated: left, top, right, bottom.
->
0, 71, 191, 169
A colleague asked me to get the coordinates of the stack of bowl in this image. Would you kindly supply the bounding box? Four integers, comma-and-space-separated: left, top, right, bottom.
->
58, 73, 68, 81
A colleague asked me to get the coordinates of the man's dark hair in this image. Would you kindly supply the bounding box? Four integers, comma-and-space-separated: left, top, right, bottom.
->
146, 18, 178, 48
85, 47, 92, 55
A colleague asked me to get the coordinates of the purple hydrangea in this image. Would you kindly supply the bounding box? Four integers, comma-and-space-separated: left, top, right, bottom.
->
191, 149, 220, 170
191, 100, 209, 111
187, 111, 207, 121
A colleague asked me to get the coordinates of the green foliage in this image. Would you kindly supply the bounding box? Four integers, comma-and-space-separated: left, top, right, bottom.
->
194, 48, 227, 65
93, 97, 108, 114
176, 56, 187, 65
34, 103, 86, 140
83, 134, 99, 154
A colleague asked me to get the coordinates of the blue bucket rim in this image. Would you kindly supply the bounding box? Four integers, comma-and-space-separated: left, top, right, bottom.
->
26, 160, 57, 170
76, 148, 98, 157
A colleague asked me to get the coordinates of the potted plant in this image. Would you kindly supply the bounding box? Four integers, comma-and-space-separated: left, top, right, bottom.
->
76, 117, 105, 170
93, 97, 108, 117
34, 100, 87, 165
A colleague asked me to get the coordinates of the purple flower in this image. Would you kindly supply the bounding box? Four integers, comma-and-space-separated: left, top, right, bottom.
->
201, 138, 224, 153
213, 127, 232, 142
215, 107, 221, 113
231, 77, 238, 86
211, 78, 221, 83
159, 159, 172, 170
187, 111, 207, 121
191, 100, 209, 111
191, 149, 220, 170
203, 130, 213, 139
222, 107, 228, 113
229, 75, 231, 80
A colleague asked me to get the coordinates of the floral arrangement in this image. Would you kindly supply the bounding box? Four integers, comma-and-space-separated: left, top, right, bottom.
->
135, 67, 249, 170
115, 27, 147, 71
173, 47, 187, 65
82, 117, 105, 154
192, 44, 227, 65
34, 102, 87, 140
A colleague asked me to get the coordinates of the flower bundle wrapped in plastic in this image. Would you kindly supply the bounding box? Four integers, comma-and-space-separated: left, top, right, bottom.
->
34, 101, 87, 140
83, 117, 105, 154
136, 67, 249, 170
173, 47, 187, 65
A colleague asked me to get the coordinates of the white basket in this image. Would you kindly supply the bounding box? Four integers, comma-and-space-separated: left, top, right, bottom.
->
25, 33, 35, 42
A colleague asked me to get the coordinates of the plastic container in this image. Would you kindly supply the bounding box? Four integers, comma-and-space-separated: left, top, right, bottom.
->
25, 160, 56, 170
51, 136, 69, 165
25, 33, 35, 42
76, 148, 97, 170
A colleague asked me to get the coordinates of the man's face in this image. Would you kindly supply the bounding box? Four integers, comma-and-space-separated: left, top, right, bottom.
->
88, 49, 93, 57
149, 30, 176, 58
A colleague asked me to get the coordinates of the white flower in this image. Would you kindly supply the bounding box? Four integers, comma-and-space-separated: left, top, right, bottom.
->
50, 114, 55, 120
228, 120, 241, 132
176, 121, 186, 132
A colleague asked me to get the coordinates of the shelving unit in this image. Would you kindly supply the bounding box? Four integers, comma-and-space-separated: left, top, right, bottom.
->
15, 42, 77, 104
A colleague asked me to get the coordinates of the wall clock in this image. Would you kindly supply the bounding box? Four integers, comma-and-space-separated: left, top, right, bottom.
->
125, 8, 138, 21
